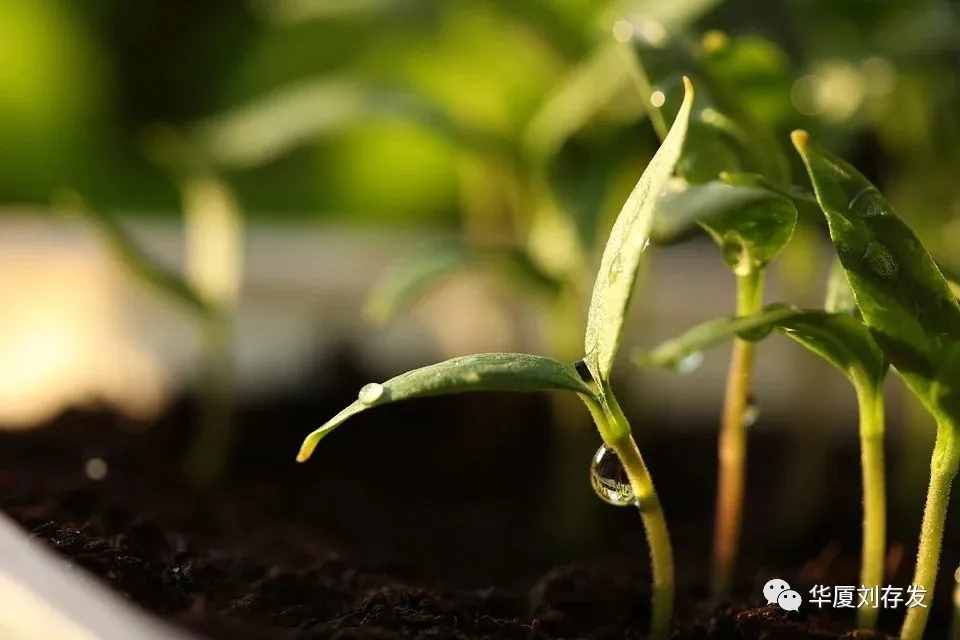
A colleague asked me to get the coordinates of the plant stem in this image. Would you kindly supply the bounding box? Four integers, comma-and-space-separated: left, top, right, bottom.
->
712, 269, 763, 597
584, 392, 674, 640
184, 312, 235, 486
901, 418, 960, 640
853, 378, 886, 630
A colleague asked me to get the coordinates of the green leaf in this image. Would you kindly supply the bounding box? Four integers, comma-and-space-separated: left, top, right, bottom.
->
524, 42, 632, 164
651, 179, 797, 277
297, 353, 594, 461
194, 78, 508, 169
792, 130, 960, 399
365, 243, 560, 324
584, 76, 694, 385
69, 200, 212, 318
633, 304, 801, 368
635, 306, 886, 386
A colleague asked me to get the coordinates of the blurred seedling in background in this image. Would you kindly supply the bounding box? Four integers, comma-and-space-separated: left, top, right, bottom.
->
793, 130, 960, 640
63, 133, 244, 487
296, 78, 695, 640
635, 260, 889, 630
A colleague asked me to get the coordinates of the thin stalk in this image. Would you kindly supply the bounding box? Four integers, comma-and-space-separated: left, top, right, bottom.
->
901, 418, 960, 640
583, 392, 674, 639
184, 312, 235, 486
853, 377, 886, 630
712, 269, 764, 596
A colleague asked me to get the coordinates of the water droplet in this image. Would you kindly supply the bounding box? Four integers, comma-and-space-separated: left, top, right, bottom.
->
358, 382, 384, 405
84, 457, 108, 481
863, 242, 898, 278
743, 396, 759, 427
674, 351, 704, 375
848, 187, 888, 218
650, 90, 666, 108
590, 445, 635, 507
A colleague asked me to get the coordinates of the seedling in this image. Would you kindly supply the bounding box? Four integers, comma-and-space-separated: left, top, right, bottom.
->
793, 130, 960, 640
69, 166, 243, 487
297, 78, 695, 640
625, 27, 799, 595
635, 264, 889, 629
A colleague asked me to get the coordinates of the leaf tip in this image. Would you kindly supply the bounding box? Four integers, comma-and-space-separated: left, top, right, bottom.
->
681, 75, 695, 100
790, 129, 810, 153
296, 435, 318, 463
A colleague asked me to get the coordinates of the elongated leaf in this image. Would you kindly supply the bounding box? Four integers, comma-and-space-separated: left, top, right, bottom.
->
366, 243, 560, 324
297, 353, 594, 461
652, 179, 797, 276
633, 304, 801, 368
635, 306, 886, 385
524, 42, 632, 164
71, 203, 212, 317
584, 76, 694, 385
194, 79, 508, 168
792, 131, 960, 397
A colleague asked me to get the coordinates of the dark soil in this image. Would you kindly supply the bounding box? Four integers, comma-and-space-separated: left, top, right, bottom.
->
1, 358, 956, 639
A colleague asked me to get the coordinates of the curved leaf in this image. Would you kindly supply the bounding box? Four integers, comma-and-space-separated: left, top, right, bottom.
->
635, 306, 886, 385
633, 304, 801, 368
792, 131, 960, 396
584, 76, 694, 385
70, 201, 212, 318
297, 353, 594, 461
366, 243, 561, 324
652, 179, 797, 276
194, 79, 508, 168
524, 42, 633, 164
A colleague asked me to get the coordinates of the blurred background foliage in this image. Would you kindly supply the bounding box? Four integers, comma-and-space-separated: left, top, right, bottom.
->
1, 0, 959, 271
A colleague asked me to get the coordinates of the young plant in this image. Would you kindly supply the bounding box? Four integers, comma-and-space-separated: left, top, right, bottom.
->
635, 269, 889, 630
792, 130, 960, 640
627, 29, 799, 595
297, 78, 695, 640
650, 172, 798, 595
70, 172, 243, 487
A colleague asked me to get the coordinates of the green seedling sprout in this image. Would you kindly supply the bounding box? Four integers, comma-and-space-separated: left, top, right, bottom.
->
297, 78, 695, 640
626, 27, 799, 595
649, 172, 797, 596
69, 169, 243, 487
793, 130, 960, 640
635, 268, 889, 630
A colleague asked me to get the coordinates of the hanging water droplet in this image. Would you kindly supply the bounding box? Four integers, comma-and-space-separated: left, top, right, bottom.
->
590, 445, 635, 507
650, 90, 666, 108
743, 396, 759, 427
863, 242, 898, 278
358, 382, 384, 405
674, 351, 704, 375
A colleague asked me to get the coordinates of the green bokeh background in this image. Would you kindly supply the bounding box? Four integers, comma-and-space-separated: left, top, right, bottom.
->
1, 0, 958, 261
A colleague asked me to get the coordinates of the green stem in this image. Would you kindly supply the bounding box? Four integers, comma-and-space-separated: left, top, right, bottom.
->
184, 312, 235, 486
853, 377, 886, 630
712, 269, 763, 596
901, 418, 960, 640
583, 392, 674, 640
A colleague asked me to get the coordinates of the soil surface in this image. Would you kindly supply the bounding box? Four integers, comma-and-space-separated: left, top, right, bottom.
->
1, 358, 955, 638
